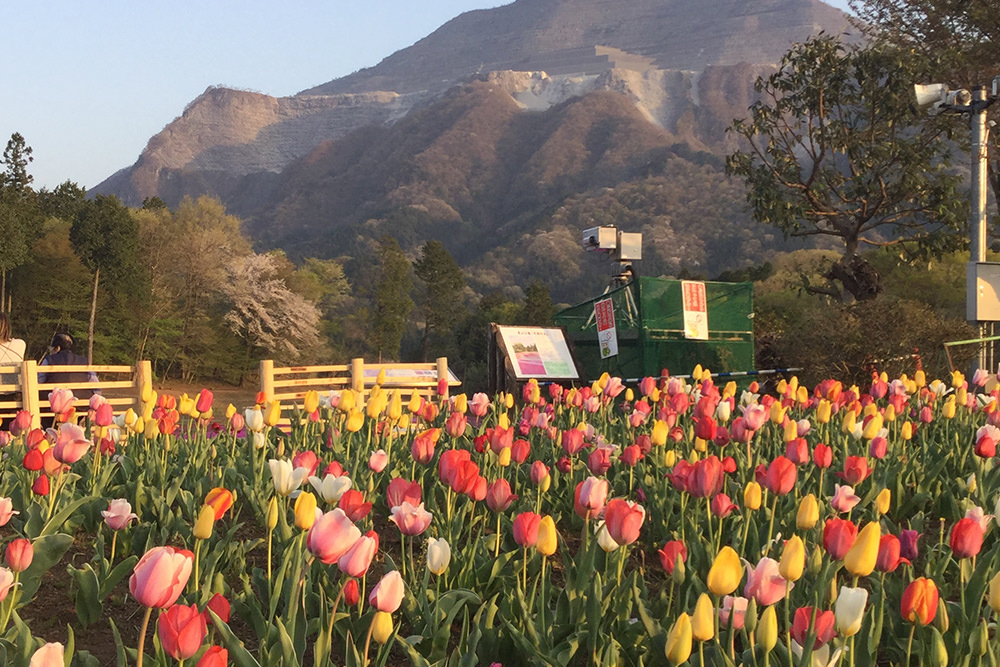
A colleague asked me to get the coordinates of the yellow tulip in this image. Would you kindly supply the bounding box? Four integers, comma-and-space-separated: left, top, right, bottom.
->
693, 365, 704, 382
844, 522, 880, 577
388, 390, 402, 420
346, 409, 365, 433
303, 390, 319, 414
367, 389, 388, 419
706, 546, 742, 596
264, 400, 282, 427
942, 396, 956, 419
957, 386, 968, 408
124, 407, 138, 427
193, 504, 215, 540
770, 401, 786, 424
294, 491, 317, 530
884, 403, 896, 422
665, 613, 692, 664
498, 446, 512, 467
816, 399, 832, 424
651, 420, 669, 447
132, 416, 145, 435
225, 403, 237, 420
952, 369, 965, 388
453, 393, 468, 414
178, 393, 195, 417
875, 488, 891, 515
988, 571, 1000, 613
723, 381, 737, 399
141, 384, 155, 404
780, 535, 805, 582
143, 417, 159, 439
664, 449, 676, 467
625, 388, 634, 402
339, 389, 357, 413
371, 611, 394, 644
142, 400, 155, 422
504, 393, 514, 409
498, 413, 510, 430
783, 420, 798, 443
841, 409, 857, 434
861, 412, 883, 440
777, 379, 788, 395
694, 437, 707, 452
758, 605, 778, 653
266, 496, 279, 531
376, 368, 387, 386
743, 481, 762, 511
901, 421, 914, 440
692, 593, 715, 642
536, 516, 558, 556
797, 494, 819, 531
796, 385, 809, 406
650, 387, 661, 403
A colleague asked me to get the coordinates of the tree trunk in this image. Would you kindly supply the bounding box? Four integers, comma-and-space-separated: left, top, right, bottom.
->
827, 254, 881, 302
88, 267, 100, 363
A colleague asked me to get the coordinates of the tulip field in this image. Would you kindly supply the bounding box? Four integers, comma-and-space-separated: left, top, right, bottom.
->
4, 367, 1000, 666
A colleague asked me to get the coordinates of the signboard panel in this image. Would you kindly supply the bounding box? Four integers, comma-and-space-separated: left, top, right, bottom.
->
594, 297, 618, 358
494, 326, 580, 380
681, 280, 709, 340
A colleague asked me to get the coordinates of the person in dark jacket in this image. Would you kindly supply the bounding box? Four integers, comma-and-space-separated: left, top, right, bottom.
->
38, 333, 98, 397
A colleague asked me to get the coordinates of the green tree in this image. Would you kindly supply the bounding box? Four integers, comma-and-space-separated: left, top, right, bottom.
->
726, 36, 967, 302
413, 240, 465, 361
371, 236, 414, 361
0, 133, 41, 311
1, 132, 33, 193
70, 195, 143, 361
38, 181, 87, 222
519, 280, 555, 325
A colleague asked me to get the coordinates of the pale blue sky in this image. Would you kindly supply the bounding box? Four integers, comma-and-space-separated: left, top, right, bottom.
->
2, 0, 852, 191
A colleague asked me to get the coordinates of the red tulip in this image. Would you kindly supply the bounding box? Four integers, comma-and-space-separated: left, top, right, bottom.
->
686, 456, 724, 498
512, 512, 542, 547
562, 429, 585, 455
763, 456, 797, 495
587, 448, 612, 475
203, 593, 231, 624
511, 438, 530, 463
620, 444, 643, 467
129, 546, 193, 609
711, 493, 738, 518
530, 461, 550, 485
195, 646, 227, 667
658, 540, 687, 575
386, 478, 421, 508
31, 475, 50, 496
291, 450, 320, 477
603, 498, 645, 545
949, 517, 984, 559
876, 534, 910, 573
791, 607, 836, 649
837, 456, 871, 485
900, 577, 938, 625
694, 416, 717, 441
486, 479, 517, 513
812, 443, 833, 468
411, 429, 438, 465
822, 518, 858, 560
22, 450, 43, 472
4, 538, 32, 573
785, 437, 809, 465
158, 603, 207, 661
343, 578, 360, 606
667, 460, 692, 491
338, 489, 372, 522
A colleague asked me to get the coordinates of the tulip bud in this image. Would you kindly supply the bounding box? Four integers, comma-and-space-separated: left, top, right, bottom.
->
536, 516, 558, 556
758, 605, 777, 653
901, 421, 913, 440
808, 545, 824, 577
672, 555, 686, 585
294, 491, 318, 530
929, 627, 948, 666
266, 496, 279, 531
797, 494, 819, 531
844, 522, 880, 577
744, 598, 758, 633
427, 537, 451, 575
691, 594, 715, 642
971, 619, 989, 657
371, 611, 394, 644
665, 613, 692, 664
743, 481, 762, 511
779, 535, 805, 582
988, 571, 1000, 613
932, 596, 949, 634
875, 488, 891, 515
193, 505, 215, 540
498, 446, 512, 467
706, 546, 742, 596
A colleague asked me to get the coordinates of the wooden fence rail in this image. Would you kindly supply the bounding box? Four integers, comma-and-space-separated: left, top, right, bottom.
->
0, 360, 152, 429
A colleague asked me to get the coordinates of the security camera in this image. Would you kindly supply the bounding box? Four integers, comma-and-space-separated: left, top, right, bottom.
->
913, 84, 972, 115
944, 89, 973, 107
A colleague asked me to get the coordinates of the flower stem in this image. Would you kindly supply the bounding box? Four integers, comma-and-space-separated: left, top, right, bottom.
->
136, 606, 153, 667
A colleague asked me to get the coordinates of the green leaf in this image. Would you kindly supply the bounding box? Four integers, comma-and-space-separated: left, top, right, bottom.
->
207, 609, 261, 667
20, 533, 73, 603
68, 563, 101, 628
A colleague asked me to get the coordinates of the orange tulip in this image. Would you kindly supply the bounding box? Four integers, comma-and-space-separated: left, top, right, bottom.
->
901, 577, 939, 625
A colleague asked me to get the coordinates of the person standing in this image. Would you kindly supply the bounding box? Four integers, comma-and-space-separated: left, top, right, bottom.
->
0, 313, 26, 393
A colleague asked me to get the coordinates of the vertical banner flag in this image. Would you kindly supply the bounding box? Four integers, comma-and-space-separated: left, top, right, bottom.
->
681, 280, 708, 340
594, 297, 618, 358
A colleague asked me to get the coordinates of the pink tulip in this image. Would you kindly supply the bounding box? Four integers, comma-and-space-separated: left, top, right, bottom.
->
10, 410, 32, 437
603, 498, 645, 545
530, 461, 550, 485
512, 512, 542, 547
291, 450, 320, 477
711, 493, 738, 518
486, 479, 517, 513
102, 498, 139, 530
29, 642, 64, 667
129, 546, 193, 608
338, 530, 378, 577
830, 485, 861, 513
389, 501, 433, 536
48, 388, 75, 417
743, 557, 791, 606
368, 449, 388, 472
5, 538, 33, 573
52, 422, 92, 464
307, 509, 362, 564
370, 570, 405, 612
574, 477, 609, 519
386, 478, 422, 507
719, 596, 749, 630
741, 403, 767, 431
445, 411, 467, 438
0, 568, 12, 602
94, 402, 114, 427
562, 429, 586, 455
469, 393, 491, 417
0, 498, 18, 527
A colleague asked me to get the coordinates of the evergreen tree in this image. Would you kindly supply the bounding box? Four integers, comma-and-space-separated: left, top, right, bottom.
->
371, 236, 414, 362
519, 280, 555, 326
0, 133, 41, 311
413, 240, 465, 361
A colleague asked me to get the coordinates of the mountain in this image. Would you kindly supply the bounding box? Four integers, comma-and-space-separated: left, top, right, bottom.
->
93, 0, 854, 303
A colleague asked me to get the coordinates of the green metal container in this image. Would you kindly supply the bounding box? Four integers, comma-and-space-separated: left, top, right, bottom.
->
553, 277, 754, 382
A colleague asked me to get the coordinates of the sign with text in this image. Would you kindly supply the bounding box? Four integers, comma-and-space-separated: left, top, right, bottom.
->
682, 280, 709, 340
594, 297, 618, 358
494, 326, 580, 380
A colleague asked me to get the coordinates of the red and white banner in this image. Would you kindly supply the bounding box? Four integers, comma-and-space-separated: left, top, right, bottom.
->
681, 281, 708, 340
594, 297, 618, 358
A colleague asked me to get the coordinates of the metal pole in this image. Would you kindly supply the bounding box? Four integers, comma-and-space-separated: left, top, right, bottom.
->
970, 87, 990, 370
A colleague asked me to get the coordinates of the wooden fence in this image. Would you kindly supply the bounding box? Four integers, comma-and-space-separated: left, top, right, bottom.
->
0, 360, 152, 429
259, 357, 456, 415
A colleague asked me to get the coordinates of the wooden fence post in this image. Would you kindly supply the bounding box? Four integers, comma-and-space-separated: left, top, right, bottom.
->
436, 357, 448, 399
136, 360, 152, 404
260, 360, 274, 403
22, 360, 40, 429
351, 358, 365, 394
